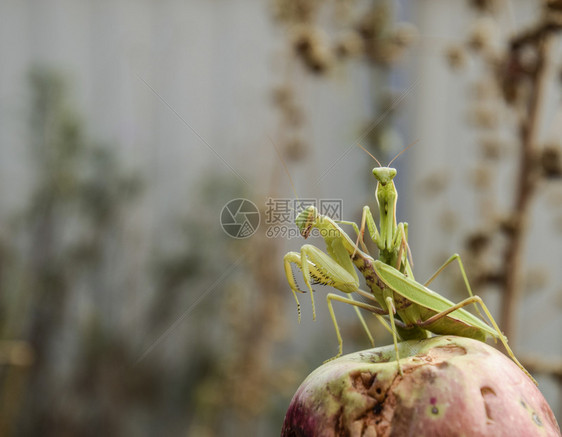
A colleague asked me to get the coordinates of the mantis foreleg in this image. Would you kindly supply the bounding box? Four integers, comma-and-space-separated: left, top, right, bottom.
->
283, 252, 308, 323
284, 244, 360, 322
355, 205, 381, 254
394, 223, 413, 276
356, 206, 412, 277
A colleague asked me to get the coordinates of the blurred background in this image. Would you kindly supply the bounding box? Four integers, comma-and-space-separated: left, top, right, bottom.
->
1, 0, 561, 435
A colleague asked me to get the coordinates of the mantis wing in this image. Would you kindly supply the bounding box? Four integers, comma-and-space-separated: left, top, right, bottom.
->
373, 260, 496, 336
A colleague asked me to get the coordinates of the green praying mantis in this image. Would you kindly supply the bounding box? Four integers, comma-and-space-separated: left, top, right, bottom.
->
283, 146, 536, 385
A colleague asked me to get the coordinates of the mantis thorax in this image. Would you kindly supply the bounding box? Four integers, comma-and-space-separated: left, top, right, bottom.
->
373, 167, 398, 253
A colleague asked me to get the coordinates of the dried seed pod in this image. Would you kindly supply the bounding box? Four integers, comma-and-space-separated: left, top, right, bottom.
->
475, 270, 505, 287
291, 25, 334, 74
272, 0, 319, 24
355, 4, 389, 41
479, 136, 508, 160
284, 137, 308, 161
307, 46, 334, 74
472, 79, 499, 99
465, 230, 491, 254
519, 45, 539, 75
445, 45, 468, 70
369, 40, 407, 65
334, 31, 364, 59
360, 22, 417, 66
468, 17, 498, 52
469, 0, 500, 12
497, 51, 529, 105
546, 0, 562, 11
540, 145, 562, 178
468, 104, 500, 129
292, 25, 319, 55
469, 165, 493, 191
271, 85, 293, 108
498, 213, 520, 237
392, 22, 418, 48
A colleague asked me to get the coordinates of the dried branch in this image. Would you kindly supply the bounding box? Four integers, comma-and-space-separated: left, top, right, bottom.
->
500, 29, 555, 341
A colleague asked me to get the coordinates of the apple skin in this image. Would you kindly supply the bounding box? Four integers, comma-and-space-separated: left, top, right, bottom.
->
282, 336, 561, 437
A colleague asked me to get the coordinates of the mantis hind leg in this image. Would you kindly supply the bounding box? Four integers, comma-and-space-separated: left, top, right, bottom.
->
418, 295, 537, 385
385, 296, 404, 376
325, 292, 393, 361
424, 253, 483, 319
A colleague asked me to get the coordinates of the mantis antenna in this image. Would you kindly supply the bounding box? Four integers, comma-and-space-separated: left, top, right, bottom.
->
356, 143, 382, 167
388, 139, 419, 166
356, 139, 420, 167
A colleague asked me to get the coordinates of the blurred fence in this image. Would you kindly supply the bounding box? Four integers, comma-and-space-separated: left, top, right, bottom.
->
0, 1, 560, 435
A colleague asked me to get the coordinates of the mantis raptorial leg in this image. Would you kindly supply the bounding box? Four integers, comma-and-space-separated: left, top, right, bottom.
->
273, 135, 379, 347
357, 202, 485, 328
283, 244, 376, 347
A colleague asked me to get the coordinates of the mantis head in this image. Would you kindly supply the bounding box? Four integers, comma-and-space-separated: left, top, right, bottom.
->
295, 205, 318, 239
372, 167, 397, 185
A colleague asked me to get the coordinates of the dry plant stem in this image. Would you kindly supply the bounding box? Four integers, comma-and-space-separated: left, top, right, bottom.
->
500, 34, 553, 341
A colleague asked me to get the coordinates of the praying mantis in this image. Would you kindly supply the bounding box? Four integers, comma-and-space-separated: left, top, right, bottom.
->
283, 147, 536, 385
